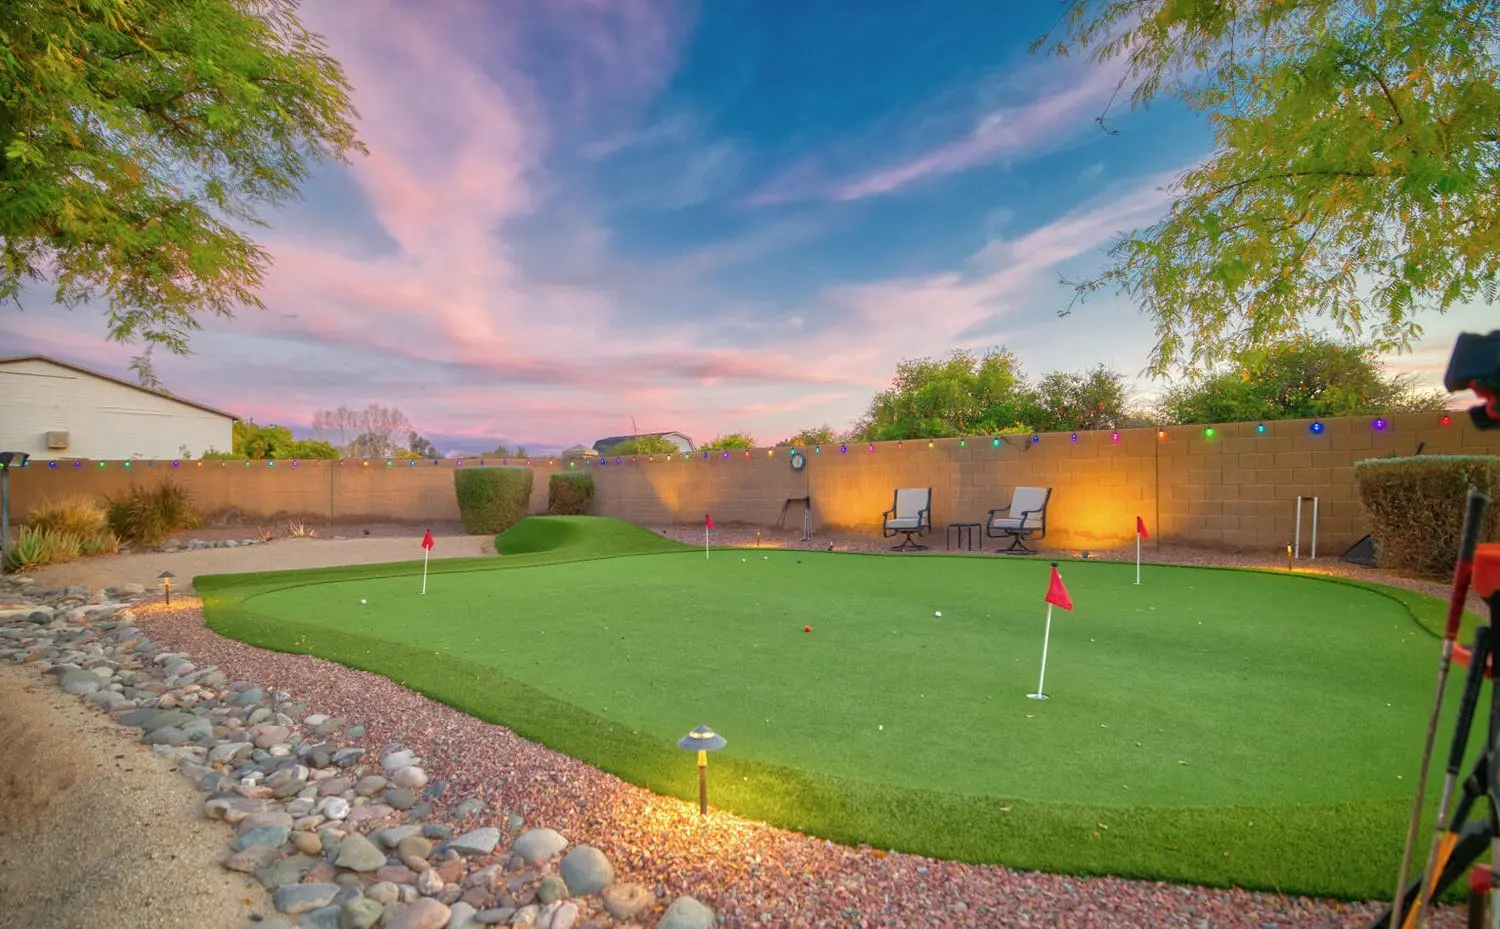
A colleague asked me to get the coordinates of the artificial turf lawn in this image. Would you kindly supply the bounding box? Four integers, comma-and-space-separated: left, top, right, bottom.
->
198, 517, 1491, 901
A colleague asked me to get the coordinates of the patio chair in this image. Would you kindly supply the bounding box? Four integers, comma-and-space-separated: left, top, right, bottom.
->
986, 486, 1052, 554
882, 487, 933, 551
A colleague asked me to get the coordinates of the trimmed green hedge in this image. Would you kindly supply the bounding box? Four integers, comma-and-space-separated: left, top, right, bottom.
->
453, 466, 534, 535
1354, 455, 1500, 578
547, 472, 595, 515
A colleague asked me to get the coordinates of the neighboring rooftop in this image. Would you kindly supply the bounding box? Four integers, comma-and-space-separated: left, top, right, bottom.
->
591, 431, 695, 455
0, 355, 240, 421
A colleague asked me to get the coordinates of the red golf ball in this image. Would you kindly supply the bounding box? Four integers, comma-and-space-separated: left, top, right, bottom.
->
804, 625, 812, 632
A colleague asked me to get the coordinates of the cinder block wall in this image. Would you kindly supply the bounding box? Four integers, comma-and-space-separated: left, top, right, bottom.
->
6, 459, 563, 526
7, 414, 1499, 552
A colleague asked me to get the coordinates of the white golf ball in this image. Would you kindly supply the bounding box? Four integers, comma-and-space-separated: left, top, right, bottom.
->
360, 599, 367, 605
934, 610, 942, 617
763, 556, 769, 560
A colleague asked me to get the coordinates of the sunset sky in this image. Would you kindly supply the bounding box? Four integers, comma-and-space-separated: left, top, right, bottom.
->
2, 1, 1490, 454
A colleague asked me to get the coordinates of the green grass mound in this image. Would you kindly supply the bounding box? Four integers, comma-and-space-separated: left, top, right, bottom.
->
199, 544, 1486, 902
494, 515, 687, 558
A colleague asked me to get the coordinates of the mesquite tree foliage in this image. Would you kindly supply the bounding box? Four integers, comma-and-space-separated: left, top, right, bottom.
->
1041, 0, 1499, 375
0, 0, 365, 353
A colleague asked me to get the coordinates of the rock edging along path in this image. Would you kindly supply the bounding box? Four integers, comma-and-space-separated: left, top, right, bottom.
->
0, 570, 1464, 928
0, 576, 712, 929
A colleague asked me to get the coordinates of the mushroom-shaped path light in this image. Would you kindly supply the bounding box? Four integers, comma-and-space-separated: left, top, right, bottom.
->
677, 725, 726, 815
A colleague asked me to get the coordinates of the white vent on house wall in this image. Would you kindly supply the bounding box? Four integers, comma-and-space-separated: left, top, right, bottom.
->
46, 431, 69, 450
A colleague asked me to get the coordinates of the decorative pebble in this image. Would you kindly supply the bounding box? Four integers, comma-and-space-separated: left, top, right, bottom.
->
511, 828, 564, 864
658, 896, 716, 929
559, 845, 612, 896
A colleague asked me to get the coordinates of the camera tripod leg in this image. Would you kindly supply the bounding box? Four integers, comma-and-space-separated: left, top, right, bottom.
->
1410, 626, 1494, 925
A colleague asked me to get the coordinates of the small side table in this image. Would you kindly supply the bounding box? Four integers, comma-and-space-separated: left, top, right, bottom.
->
946, 522, 980, 551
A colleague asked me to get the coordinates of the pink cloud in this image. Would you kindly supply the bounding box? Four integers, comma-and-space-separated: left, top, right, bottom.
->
798, 170, 1185, 376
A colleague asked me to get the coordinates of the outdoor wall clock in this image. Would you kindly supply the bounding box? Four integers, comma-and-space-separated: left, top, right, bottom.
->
789, 450, 806, 471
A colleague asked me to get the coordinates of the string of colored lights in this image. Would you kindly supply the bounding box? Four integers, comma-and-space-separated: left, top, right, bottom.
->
1, 413, 1463, 470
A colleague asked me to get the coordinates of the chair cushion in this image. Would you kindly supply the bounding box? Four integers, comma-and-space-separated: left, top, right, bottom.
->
886, 517, 923, 530
989, 516, 1037, 531
1009, 486, 1049, 515
893, 488, 930, 519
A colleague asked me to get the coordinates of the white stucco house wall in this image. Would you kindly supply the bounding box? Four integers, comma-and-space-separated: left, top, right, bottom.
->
0, 355, 237, 460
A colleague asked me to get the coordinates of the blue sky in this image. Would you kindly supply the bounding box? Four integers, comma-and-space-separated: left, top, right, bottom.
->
3, 0, 1489, 454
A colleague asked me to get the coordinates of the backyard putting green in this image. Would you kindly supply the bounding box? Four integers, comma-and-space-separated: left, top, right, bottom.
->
198, 516, 1488, 900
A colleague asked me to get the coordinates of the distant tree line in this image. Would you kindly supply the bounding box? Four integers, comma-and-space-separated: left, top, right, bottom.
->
205, 403, 453, 460
754, 337, 1446, 445
201, 337, 1446, 462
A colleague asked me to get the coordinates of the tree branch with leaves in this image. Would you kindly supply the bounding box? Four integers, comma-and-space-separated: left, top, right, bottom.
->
1042, 0, 1500, 375
0, 0, 365, 353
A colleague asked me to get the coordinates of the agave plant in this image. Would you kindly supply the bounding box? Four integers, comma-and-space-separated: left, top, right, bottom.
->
2, 526, 66, 572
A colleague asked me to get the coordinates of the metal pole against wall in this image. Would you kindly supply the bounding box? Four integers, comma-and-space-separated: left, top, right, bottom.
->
1294, 495, 1319, 560
0, 452, 27, 556
1, 466, 9, 556
1294, 496, 1301, 560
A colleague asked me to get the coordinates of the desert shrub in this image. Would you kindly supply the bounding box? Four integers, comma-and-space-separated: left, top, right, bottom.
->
2, 526, 85, 572
454, 466, 534, 534
107, 481, 201, 544
26, 495, 108, 537
548, 472, 595, 515
1354, 456, 1500, 578
78, 531, 121, 557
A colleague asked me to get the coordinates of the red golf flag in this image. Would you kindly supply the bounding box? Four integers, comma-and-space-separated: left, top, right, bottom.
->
421, 529, 434, 551
1136, 516, 1149, 540
1044, 565, 1074, 611
705, 514, 715, 530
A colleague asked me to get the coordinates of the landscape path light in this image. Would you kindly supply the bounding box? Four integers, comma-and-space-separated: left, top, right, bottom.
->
677, 724, 726, 815
159, 570, 176, 605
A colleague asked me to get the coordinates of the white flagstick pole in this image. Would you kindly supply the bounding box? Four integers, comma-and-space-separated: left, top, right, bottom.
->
705, 523, 710, 559
1136, 532, 1141, 585
1030, 603, 1053, 699
421, 546, 429, 595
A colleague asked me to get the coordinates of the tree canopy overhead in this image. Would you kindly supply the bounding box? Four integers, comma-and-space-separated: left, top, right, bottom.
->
1, 0, 364, 353
605, 434, 680, 457
1154, 335, 1446, 425
854, 348, 1133, 440
1043, 0, 1499, 375
700, 432, 756, 451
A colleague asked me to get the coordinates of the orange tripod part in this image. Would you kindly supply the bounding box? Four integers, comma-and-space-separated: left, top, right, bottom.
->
1452, 544, 1500, 676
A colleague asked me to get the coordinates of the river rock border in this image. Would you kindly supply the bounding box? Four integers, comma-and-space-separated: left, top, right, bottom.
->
0, 575, 714, 929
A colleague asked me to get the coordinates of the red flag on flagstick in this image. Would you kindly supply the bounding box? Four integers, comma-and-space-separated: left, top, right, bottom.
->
1136, 516, 1149, 540
1045, 565, 1074, 611
705, 514, 715, 530
421, 529, 434, 551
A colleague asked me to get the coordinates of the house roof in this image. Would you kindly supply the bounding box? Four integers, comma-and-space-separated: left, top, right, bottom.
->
0, 355, 241, 421
592, 431, 693, 454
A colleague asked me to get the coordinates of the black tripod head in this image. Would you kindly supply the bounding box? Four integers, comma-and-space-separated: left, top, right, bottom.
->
1444, 331, 1500, 430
